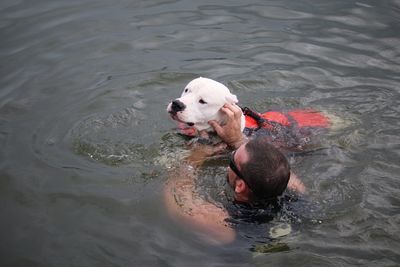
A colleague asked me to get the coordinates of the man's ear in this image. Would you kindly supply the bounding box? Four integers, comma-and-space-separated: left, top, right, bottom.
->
225, 93, 238, 104
234, 179, 247, 193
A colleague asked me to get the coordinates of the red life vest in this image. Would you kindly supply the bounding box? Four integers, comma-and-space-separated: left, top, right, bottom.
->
241, 107, 331, 150
243, 108, 330, 130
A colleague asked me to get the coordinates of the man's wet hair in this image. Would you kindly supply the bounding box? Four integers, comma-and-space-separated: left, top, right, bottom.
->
241, 136, 291, 202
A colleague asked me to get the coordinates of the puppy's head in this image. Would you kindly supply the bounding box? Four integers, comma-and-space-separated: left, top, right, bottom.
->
167, 77, 245, 133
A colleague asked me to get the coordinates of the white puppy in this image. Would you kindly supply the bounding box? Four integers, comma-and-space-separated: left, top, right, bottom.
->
167, 77, 245, 133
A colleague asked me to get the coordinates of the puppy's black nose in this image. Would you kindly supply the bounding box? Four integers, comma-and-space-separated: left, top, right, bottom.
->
171, 100, 186, 112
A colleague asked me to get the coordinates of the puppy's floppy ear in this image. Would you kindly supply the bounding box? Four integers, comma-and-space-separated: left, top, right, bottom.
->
225, 93, 239, 104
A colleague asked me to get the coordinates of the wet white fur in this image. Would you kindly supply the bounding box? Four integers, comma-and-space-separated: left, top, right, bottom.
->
167, 77, 245, 132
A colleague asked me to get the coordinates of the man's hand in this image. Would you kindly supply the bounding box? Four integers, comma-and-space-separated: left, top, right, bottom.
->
186, 141, 228, 166
208, 103, 246, 149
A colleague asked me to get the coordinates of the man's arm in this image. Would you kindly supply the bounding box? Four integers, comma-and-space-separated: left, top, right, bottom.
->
287, 172, 306, 194
163, 145, 235, 245
164, 175, 235, 245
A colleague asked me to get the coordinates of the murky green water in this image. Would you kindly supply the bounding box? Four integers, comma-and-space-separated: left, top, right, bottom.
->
1, 0, 400, 266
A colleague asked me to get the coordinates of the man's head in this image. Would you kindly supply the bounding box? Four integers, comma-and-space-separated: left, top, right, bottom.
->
227, 136, 291, 203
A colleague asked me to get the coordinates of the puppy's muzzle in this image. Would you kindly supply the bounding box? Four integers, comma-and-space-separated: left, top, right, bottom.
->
170, 100, 186, 114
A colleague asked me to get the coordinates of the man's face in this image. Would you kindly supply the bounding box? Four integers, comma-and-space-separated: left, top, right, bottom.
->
226, 144, 249, 196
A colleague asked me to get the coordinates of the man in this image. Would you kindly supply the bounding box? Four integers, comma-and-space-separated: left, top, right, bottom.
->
164, 103, 305, 244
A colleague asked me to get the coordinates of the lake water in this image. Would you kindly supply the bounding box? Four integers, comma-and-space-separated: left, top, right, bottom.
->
1, 0, 400, 266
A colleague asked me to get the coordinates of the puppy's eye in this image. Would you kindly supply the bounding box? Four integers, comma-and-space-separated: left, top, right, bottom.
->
199, 99, 207, 104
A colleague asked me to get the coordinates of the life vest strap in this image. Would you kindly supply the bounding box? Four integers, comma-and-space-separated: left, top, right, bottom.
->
241, 106, 283, 130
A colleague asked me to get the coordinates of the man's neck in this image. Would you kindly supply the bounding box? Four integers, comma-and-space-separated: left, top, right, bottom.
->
234, 193, 250, 203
